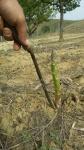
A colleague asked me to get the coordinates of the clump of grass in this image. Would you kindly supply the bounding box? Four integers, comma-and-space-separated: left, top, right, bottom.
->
51, 50, 61, 107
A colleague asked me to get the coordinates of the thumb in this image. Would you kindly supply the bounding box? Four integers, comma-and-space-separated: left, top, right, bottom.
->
3, 27, 13, 41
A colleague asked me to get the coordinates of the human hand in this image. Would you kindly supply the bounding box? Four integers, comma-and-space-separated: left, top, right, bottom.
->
0, 0, 30, 50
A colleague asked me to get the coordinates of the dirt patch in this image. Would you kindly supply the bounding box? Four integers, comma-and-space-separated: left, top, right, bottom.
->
0, 34, 84, 150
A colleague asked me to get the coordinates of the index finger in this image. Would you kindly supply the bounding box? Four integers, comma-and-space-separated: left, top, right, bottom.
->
15, 17, 29, 49
0, 16, 4, 35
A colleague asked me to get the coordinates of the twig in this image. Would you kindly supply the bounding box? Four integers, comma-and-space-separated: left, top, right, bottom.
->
26, 47, 55, 108
7, 25, 55, 109
72, 122, 84, 131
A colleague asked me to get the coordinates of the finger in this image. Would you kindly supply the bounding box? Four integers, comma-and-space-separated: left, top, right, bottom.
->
3, 27, 13, 41
3, 26, 21, 50
13, 41, 21, 51
0, 16, 4, 34
16, 19, 30, 49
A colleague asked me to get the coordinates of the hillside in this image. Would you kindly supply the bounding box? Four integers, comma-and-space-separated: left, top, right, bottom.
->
35, 19, 76, 35
35, 19, 84, 36
64, 20, 84, 33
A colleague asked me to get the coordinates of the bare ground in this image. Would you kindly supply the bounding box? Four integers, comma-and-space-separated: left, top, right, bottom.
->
0, 33, 84, 150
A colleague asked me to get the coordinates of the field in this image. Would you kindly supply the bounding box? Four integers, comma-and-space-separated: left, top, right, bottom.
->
0, 32, 84, 150
34, 19, 84, 35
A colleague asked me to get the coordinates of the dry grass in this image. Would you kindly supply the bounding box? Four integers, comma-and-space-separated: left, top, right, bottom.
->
0, 33, 84, 150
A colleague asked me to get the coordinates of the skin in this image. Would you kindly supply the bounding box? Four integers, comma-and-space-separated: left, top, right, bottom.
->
0, 0, 30, 50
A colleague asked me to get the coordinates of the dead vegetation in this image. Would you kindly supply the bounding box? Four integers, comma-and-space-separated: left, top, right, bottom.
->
0, 33, 84, 150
